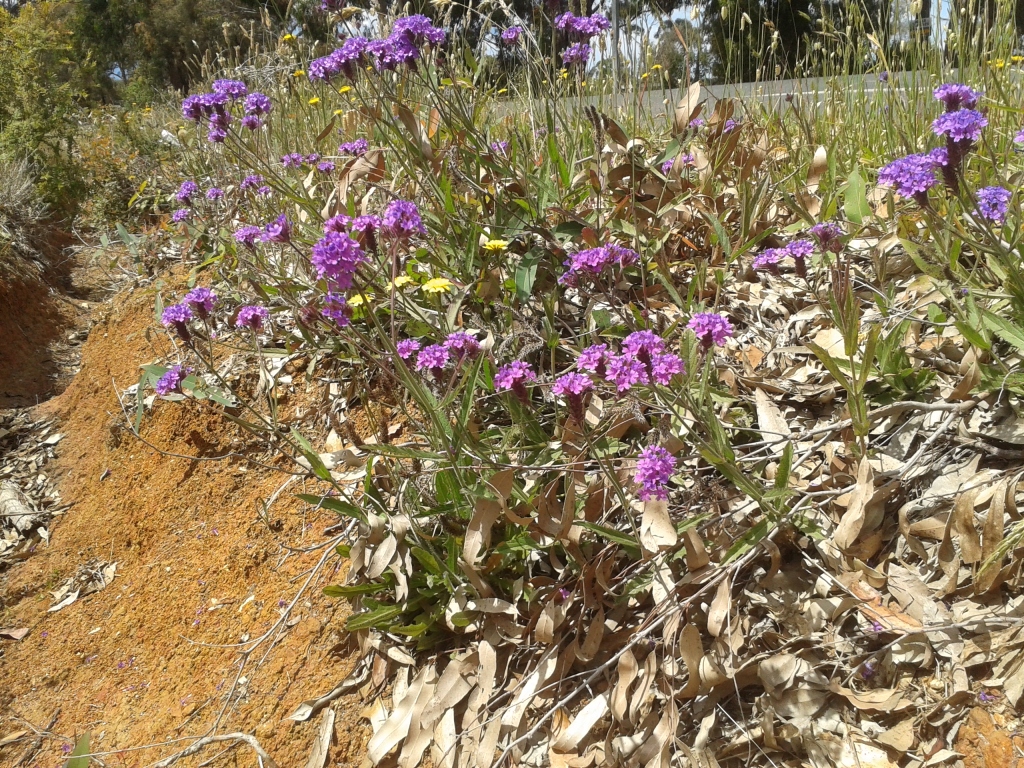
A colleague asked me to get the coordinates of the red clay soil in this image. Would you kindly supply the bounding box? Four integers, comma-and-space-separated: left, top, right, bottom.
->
0, 280, 369, 767
955, 708, 1024, 768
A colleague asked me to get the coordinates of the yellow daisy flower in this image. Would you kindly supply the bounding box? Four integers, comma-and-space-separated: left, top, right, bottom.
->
483, 239, 509, 252
421, 277, 454, 295
293, 69, 306, 77
339, 85, 352, 94
308, 97, 320, 105
389, 275, 414, 290
282, 33, 295, 42
348, 293, 373, 307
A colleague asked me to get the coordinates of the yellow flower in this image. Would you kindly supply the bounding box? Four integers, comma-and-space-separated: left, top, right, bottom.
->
308, 96, 320, 105
348, 293, 373, 307
421, 277, 454, 295
333, 109, 344, 116
282, 33, 295, 42
641, 72, 650, 79
559, 69, 568, 79
389, 275, 414, 290
293, 69, 306, 77
651, 64, 663, 71
338, 85, 352, 94
1013, 55, 1024, 63
988, 59, 1006, 69
497, 88, 508, 95
483, 239, 509, 252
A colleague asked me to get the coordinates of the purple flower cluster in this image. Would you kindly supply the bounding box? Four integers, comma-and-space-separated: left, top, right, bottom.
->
171, 208, 191, 223
235, 225, 262, 248
976, 186, 1011, 224
687, 312, 734, 349
559, 243, 639, 286
934, 83, 981, 111
307, 15, 444, 82
561, 43, 591, 67
878, 152, 941, 202
317, 161, 335, 173
415, 344, 450, 378
754, 239, 815, 277
309, 37, 370, 82
155, 365, 185, 396
661, 154, 694, 175
491, 140, 509, 155
579, 332, 685, 393
555, 12, 611, 39
932, 109, 987, 144
212, 79, 247, 99
244, 92, 272, 115
180, 91, 234, 142
240, 174, 264, 191
634, 445, 677, 501
236, 305, 269, 331
176, 180, 199, 202
501, 26, 522, 44
311, 230, 366, 288
205, 187, 224, 201
444, 331, 480, 361
551, 372, 593, 421
382, 200, 426, 239
321, 292, 350, 327
184, 287, 217, 319
162, 303, 193, 340
339, 138, 369, 156
809, 222, 843, 253
494, 360, 536, 403
396, 339, 421, 359
281, 153, 304, 168
262, 214, 290, 243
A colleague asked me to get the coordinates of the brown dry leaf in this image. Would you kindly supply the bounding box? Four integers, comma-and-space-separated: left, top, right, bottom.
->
682, 528, 710, 572
550, 693, 610, 752
679, 623, 703, 698
0, 627, 29, 641
366, 665, 434, 764
833, 458, 876, 552
396, 104, 434, 160
464, 499, 501, 566
876, 719, 915, 752
828, 680, 905, 712
640, 499, 677, 554
0, 731, 27, 748
673, 82, 703, 137
706, 578, 731, 637
611, 649, 639, 723
978, 478, 1009, 593
304, 709, 336, 768
754, 388, 791, 457
806, 145, 828, 193
953, 486, 983, 564
841, 574, 924, 633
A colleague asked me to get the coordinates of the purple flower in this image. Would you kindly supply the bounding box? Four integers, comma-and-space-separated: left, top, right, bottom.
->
324, 214, 352, 233
562, 43, 591, 67
161, 303, 193, 341
240, 174, 264, 191
311, 231, 366, 288
382, 200, 426, 239
752, 248, 784, 273
809, 222, 843, 252
207, 126, 228, 143
393, 14, 446, 46
257, 186, 273, 197
171, 208, 191, 223
444, 331, 481, 362
234, 225, 262, 248
155, 365, 185, 396
491, 140, 509, 155
309, 54, 342, 82
176, 181, 199, 202
212, 79, 247, 99
182, 95, 204, 122
606, 355, 647, 392
317, 161, 336, 173
932, 109, 987, 144
305, 153, 321, 165
786, 240, 814, 259
661, 159, 674, 174
634, 445, 677, 501
1015, 128, 1024, 144
560, 243, 639, 285
205, 187, 224, 201
236, 305, 269, 331
622, 330, 666, 358
183, 287, 217, 319
689, 117, 705, 129
416, 344, 450, 378
933, 83, 982, 111
977, 186, 1011, 224
261, 214, 291, 243
688, 312, 734, 348
199, 91, 229, 114
281, 153, 304, 168
551, 372, 593, 422
339, 138, 369, 156
351, 215, 381, 235
396, 339, 422, 359
244, 92, 272, 115
494, 360, 536, 403
328, 37, 370, 80
578, 344, 610, 377
241, 115, 263, 131
651, 353, 684, 384
555, 13, 610, 39
878, 71, 889, 83
321, 292, 349, 327
501, 26, 522, 44
878, 153, 940, 202
723, 118, 738, 133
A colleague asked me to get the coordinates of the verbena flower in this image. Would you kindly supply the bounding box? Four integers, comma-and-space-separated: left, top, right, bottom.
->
688, 312, 734, 348
551, 372, 593, 421
162, 303, 193, 340
324, 214, 352, 233
578, 344, 610, 377
809, 222, 843, 253
234, 225, 262, 248
261, 214, 291, 243
661, 159, 674, 174
1015, 128, 1024, 144
878, 70, 889, 82
351, 215, 382, 248
339, 138, 369, 155
562, 42, 591, 67
415, 344, 450, 379
236, 305, 269, 331
555, 13, 610, 39
321, 292, 349, 326
244, 92, 272, 115
786, 240, 813, 259
877, 153, 940, 202
311, 231, 366, 288
382, 200, 426, 239
444, 331, 481, 361
723, 118, 738, 133
559, 243, 639, 285
651, 353, 684, 384
494, 361, 536, 403
212, 79, 247, 99
183, 287, 217, 319
689, 117, 705, 129
491, 140, 509, 154
934, 83, 982, 111
241, 115, 263, 131
501, 26, 522, 44
207, 126, 228, 143
393, 14, 446, 46
256, 186, 273, 197
977, 186, 1011, 224
396, 339, 421, 359
240, 174, 264, 191
607, 355, 647, 392
317, 161, 335, 173
281, 153, 304, 168
932, 109, 987, 144
176, 180, 199, 202
752, 248, 784, 273
635, 445, 677, 501
155, 365, 185, 396
182, 95, 204, 122
205, 187, 224, 200
171, 208, 191, 223
305, 153, 320, 165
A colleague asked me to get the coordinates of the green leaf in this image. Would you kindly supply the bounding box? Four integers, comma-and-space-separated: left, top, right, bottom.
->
324, 583, 385, 597
363, 444, 445, 460
722, 518, 771, 563
981, 309, 1024, 354
844, 165, 871, 225
576, 521, 641, 552
345, 604, 405, 631
296, 494, 365, 522
291, 428, 332, 482
65, 733, 91, 768
805, 341, 853, 391
775, 442, 793, 490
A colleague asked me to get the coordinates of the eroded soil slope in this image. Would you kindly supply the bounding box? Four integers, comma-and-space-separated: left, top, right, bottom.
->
0, 278, 367, 767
